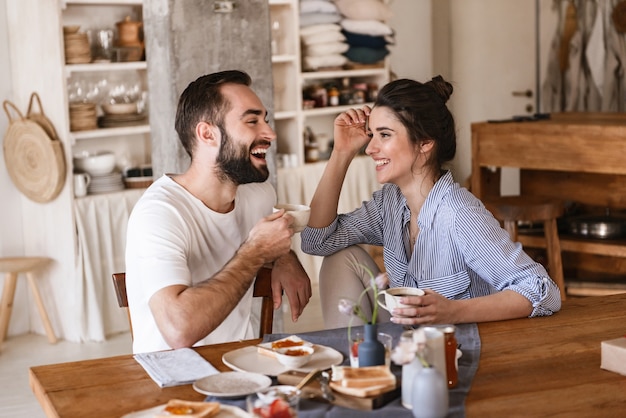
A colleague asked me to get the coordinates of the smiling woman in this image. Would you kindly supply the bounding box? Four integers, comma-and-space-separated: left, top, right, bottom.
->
301, 75, 561, 330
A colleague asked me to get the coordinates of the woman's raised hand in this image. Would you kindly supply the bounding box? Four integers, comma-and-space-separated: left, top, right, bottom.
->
333, 106, 372, 155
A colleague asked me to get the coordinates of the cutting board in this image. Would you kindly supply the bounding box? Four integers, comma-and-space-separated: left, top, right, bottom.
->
277, 370, 401, 410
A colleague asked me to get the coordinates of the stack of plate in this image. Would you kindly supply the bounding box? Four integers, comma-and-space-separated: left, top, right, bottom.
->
87, 171, 125, 194
63, 27, 91, 64
69, 102, 98, 131
98, 112, 147, 128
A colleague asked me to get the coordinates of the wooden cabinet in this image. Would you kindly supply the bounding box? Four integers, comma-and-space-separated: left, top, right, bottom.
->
471, 113, 626, 296
269, 0, 390, 167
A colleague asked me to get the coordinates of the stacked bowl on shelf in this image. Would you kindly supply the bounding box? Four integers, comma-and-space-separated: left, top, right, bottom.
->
99, 101, 146, 128
69, 102, 98, 131
63, 26, 91, 64
73, 151, 124, 194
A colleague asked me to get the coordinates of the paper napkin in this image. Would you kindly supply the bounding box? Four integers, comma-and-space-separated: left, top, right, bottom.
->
134, 347, 219, 387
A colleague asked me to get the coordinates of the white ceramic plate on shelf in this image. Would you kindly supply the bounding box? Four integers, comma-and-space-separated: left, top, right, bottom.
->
121, 403, 252, 418
222, 344, 343, 376
193, 371, 272, 398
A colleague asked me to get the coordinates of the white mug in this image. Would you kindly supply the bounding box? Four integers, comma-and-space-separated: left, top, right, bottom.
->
73, 173, 91, 197
377, 286, 425, 313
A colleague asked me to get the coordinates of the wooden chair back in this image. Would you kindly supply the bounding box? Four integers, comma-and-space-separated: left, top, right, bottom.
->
484, 196, 566, 300
111, 266, 275, 339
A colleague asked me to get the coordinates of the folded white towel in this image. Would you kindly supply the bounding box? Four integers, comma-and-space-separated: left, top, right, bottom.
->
134, 348, 219, 388
303, 54, 348, 71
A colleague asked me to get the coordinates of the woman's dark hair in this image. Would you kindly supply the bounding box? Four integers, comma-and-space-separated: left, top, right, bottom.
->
373, 75, 456, 173
175, 70, 252, 157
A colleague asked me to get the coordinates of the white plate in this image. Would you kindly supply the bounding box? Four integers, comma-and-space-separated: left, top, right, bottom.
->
193, 371, 272, 398
122, 403, 252, 418
223, 344, 343, 376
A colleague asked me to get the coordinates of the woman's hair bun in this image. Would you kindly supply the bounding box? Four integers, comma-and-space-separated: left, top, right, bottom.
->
427, 75, 453, 103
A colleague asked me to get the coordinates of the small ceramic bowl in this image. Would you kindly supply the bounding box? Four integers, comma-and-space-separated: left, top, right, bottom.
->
274, 203, 310, 233
101, 102, 138, 115
275, 345, 314, 369
73, 150, 116, 176
63, 25, 80, 35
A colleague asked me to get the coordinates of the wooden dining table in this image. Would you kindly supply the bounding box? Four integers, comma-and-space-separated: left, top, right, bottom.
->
29, 293, 626, 417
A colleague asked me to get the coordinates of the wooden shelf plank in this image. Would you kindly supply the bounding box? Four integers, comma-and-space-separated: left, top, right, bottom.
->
518, 234, 626, 258
71, 124, 150, 141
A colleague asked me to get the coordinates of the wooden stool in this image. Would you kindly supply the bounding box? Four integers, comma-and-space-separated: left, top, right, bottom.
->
0, 257, 57, 344
484, 196, 567, 301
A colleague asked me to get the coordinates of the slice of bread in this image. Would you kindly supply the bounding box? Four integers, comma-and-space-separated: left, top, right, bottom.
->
257, 335, 313, 359
331, 365, 396, 388
155, 399, 220, 418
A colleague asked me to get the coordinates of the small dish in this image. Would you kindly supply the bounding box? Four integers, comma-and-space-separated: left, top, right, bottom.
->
193, 371, 272, 399
102, 102, 138, 115
73, 150, 116, 176
63, 25, 80, 34
223, 343, 343, 376
274, 345, 314, 369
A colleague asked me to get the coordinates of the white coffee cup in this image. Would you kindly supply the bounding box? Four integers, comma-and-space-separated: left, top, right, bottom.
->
274, 203, 311, 233
73, 173, 91, 197
377, 287, 425, 312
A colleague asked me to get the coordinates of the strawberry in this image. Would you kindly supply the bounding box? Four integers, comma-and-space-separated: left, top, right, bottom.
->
268, 398, 293, 418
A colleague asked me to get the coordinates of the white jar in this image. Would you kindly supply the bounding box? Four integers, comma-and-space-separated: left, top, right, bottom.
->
411, 367, 449, 418
402, 356, 423, 409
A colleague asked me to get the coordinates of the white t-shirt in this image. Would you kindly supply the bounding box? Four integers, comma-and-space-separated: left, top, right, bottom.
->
126, 174, 276, 353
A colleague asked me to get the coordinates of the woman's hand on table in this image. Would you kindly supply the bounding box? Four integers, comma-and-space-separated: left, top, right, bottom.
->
389, 289, 457, 325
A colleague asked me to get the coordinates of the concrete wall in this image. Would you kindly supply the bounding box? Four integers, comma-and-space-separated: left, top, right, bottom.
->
144, 0, 275, 183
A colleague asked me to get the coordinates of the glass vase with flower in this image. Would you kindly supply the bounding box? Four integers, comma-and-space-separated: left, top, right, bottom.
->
337, 265, 386, 367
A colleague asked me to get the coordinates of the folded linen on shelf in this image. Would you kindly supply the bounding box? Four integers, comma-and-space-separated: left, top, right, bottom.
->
340, 19, 394, 36
300, 22, 342, 37
300, 12, 342, 27
300, 0, 339, 15
301, 30, 346, 46
303, 53, 348, 71
305, 41, 349, 56
334, 0, 393, 21
344, 46, 389, 65
134, 347, 219, 387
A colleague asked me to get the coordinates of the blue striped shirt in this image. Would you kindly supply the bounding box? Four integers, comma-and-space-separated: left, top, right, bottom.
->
301, 171, 561, 317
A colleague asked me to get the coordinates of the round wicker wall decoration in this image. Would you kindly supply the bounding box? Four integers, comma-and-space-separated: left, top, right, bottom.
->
2, 99, 66, 203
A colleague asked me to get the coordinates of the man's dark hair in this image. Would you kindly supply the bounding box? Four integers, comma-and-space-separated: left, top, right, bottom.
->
175, 70, 252, 157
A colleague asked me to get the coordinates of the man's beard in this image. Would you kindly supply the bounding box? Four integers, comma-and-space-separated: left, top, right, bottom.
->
215, 127, 269, 185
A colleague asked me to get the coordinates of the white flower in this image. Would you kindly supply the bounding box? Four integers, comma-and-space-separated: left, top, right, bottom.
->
391, 339, 417, 365
374, 272, 389, 290
391, 328, 429, 366
411, 328, 426, 346
338, 298, 356, 317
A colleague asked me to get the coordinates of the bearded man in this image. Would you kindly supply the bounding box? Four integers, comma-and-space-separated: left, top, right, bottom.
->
126, 70, 311, 354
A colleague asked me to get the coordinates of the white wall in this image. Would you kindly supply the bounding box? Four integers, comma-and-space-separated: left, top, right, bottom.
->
389, 0, 434, 80
0, 0, 31, 333
0, 0, 23, 256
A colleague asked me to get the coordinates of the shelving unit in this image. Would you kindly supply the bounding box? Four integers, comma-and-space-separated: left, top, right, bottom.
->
61, 0, 151, 169
5, 0, 150, 342
268, 0, 390, 167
